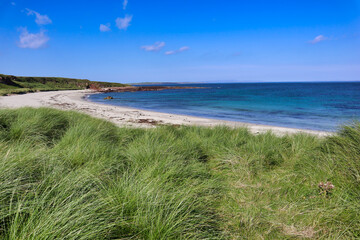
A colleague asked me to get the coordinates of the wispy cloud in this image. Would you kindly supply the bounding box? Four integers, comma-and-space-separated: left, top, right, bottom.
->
165, 46, 190, 55
11, 2, 16, 6
141, 42, 166, 52
123, 0, 128, 10
115, 15, 132, 30
100, 23, 111, 32
26, 8, 52, 25
17, 27, 49, 49
309, 35, 327, 44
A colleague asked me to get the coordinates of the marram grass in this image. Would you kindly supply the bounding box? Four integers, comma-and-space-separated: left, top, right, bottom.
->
0, 108, 359, 239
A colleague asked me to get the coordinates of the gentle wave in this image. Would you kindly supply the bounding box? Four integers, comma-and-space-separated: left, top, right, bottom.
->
88, 82, 360, 131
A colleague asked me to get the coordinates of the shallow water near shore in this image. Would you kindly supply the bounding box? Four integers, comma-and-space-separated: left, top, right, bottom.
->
88, 82, 360, 131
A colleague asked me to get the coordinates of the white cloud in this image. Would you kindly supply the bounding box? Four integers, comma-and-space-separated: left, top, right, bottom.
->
164, 50, 175, 55
165, 46, 190, 55
17, 27, 49, 49
123, 0, 128, 10
141, 42, 166, 52
26, 8, 52, 25
115, 15, 132, 30
309, 35, 327, 44
179, 46, 189, 52
100, 23, 111, 32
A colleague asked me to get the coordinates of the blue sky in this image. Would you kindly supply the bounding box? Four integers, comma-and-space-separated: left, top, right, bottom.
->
0, 0, 359, 83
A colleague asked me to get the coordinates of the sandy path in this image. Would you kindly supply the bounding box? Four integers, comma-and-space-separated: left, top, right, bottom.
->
0, 90, 331, 136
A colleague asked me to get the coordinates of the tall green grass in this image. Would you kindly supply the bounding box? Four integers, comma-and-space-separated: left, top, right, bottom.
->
0, 108, 359, 239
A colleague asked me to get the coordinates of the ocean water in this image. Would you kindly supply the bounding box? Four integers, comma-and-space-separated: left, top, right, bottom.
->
88, 82, 360, 131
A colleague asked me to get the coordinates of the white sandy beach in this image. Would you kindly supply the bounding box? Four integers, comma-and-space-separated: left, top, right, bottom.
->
0, 90, 331, 136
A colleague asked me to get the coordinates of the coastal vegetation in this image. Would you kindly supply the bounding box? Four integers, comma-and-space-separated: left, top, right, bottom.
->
0, 107, 359, 239
0, 74, 127, 96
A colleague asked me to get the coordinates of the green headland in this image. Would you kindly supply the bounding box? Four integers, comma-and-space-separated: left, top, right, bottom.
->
0, 74, 126, 96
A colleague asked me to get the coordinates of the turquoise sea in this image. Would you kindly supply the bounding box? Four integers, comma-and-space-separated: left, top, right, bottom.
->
88, 82, 360, 131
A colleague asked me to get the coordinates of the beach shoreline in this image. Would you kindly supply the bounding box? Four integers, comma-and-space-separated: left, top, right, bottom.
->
0, 90, 331, 136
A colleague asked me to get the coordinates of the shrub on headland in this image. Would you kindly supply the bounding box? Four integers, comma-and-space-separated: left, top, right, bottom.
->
0, 108, 359, 239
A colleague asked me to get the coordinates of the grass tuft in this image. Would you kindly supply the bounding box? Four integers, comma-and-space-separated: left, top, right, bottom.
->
0, 108, 359, 239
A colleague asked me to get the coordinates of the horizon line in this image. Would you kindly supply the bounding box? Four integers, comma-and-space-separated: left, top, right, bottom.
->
129, 80, 360, 84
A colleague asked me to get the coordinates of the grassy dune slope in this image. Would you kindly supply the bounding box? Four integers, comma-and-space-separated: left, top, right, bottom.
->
0, 108, 359, 239
0, 74, 126, 96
